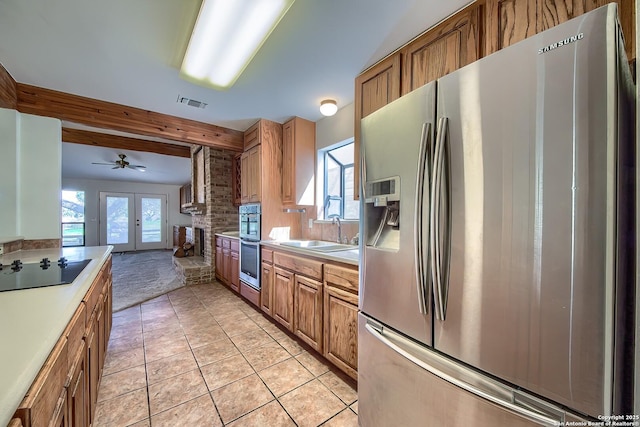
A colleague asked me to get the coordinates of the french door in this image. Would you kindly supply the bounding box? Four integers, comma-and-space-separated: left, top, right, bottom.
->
99, 192, 167, 251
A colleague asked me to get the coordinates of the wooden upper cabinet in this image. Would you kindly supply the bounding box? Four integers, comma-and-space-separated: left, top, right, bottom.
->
240, 145, 261, 204
244, 121, 260, 150
485, 0, 538, 54
282, 117, 316, 206
354, 54, 401, 200
401, 3, 482, 95
355, 54, 402, 120
485, 0, 635, 60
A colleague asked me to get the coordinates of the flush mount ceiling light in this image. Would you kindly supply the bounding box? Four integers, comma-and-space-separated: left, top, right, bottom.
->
320, 99, 338, 116
180, 0, 296, 90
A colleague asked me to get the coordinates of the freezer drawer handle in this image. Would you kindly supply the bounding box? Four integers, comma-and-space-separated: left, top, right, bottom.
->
365, 322, 564, 426
414, 122, 432, 314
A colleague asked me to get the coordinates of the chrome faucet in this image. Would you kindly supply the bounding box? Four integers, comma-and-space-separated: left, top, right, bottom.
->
328, 214, 342, 243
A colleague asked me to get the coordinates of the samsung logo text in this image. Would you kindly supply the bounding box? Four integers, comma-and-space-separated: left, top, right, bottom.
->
538, 33, 584, 54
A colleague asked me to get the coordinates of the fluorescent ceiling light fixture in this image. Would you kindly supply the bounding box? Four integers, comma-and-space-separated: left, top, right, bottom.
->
320, 99, 338, 116
180, 0, 295, 90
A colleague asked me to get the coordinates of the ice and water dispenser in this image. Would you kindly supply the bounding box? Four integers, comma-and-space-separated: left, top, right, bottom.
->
364, 176, 401, 250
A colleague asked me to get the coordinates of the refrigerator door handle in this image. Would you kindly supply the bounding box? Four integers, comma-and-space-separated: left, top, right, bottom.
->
431, 117, 449, 321
414, 122, 431, 314
364, 321, 565, 427
360, 138, 367, 200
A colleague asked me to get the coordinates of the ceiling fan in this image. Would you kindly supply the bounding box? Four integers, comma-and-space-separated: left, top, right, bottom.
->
92, 154, 146, 172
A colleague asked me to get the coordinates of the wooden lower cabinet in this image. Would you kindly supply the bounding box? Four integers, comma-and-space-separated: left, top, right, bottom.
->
223, 247, 233, 291
13, 338, 68, 427
273, 267, 295, 332
323, 286, 359, 380
11, 255, 112, 427
67, 345, 87, 427
294, 275, 323, 353
262, 247, 359, 379
215, 244, 223, 281
86, 309, 101, 426
215, 236, 240, 293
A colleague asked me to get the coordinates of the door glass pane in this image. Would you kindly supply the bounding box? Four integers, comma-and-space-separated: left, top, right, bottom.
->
106, 196, 129, 245
140, 197, 161, 243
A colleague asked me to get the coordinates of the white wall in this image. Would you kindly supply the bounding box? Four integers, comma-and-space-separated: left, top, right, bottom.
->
314, 103, 358, 218
62, 177, 192, 248
0, 109, 19, 238
316, 102, 354, 150
0, 108, 61, 240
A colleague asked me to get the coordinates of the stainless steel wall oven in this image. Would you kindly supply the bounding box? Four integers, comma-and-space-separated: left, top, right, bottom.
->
239, 204, 260, 290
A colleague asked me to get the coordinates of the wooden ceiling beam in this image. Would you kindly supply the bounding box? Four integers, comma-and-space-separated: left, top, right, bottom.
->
16, 83, 244, 152
0, 63, 17, 109
62, 128, 191, 158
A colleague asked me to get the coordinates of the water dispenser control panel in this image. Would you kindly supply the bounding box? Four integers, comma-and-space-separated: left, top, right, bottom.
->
364, 176, 400, 206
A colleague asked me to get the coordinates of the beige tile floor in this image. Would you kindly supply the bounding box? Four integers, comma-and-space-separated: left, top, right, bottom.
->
94, 280, 359, 427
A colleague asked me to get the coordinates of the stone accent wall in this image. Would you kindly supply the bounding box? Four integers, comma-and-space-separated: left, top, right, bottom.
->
1, 238, 61, 254
191, 146, 239, 267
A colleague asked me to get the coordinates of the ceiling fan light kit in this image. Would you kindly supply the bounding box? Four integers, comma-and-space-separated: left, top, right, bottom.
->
92, 154, 147, 172
180, 0, 296, 90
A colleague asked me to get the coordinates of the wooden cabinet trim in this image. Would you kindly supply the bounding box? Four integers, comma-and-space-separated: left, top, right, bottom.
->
261, 261, 274, 316
7, 418, 23, 427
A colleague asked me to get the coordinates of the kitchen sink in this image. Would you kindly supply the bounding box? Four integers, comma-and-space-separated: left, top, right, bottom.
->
279, 240, 356, 252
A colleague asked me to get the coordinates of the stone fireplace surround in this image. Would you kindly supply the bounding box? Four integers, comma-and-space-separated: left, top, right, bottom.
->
173, 146, 239, 285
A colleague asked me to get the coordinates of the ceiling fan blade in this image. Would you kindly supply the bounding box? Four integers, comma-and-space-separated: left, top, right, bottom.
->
129, 164, 146, 168
91, 162, 116, 166
126, 165, 146, 171
112, 166, 121, 169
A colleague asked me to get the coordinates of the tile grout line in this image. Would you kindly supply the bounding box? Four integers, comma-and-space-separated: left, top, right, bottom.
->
104, 281, 357, 426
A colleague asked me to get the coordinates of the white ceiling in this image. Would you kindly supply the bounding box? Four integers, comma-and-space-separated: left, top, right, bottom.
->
0, 0, 472, 184
62, 143, 192, 185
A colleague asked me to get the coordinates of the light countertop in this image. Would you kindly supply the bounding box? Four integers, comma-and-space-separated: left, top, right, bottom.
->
260, 241, 359, 266
0, 245, 113, 427
215, 231, 240, 239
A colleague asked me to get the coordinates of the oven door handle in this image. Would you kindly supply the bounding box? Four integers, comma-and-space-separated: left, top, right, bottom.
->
241, 240, 260, 246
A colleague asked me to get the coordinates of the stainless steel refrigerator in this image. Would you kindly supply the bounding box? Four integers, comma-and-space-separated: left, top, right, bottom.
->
358, 4, 635, 426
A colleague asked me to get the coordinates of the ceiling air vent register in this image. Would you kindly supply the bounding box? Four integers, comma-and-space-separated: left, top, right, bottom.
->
177, 95, 208, 109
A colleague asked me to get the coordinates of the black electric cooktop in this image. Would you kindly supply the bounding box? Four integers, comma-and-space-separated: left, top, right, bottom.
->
0, 257, 92, 293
